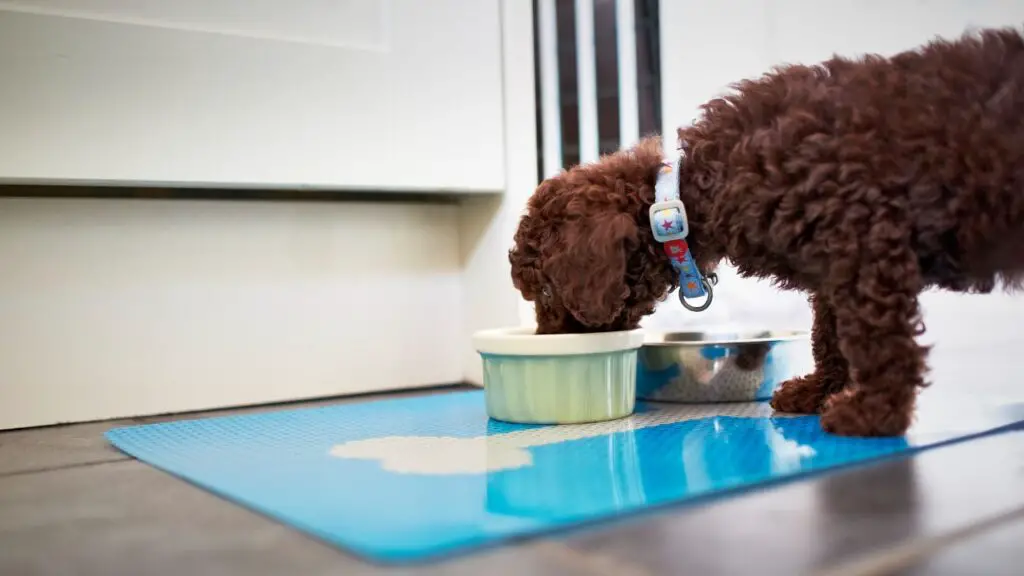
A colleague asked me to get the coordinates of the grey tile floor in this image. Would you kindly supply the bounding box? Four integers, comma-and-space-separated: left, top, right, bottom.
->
2, 377, 1023, 576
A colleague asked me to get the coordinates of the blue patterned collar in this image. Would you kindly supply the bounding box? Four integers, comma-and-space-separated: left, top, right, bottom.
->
648, 156, 715, 312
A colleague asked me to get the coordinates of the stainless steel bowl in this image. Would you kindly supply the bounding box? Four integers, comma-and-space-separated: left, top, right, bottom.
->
637, 330, 812, 403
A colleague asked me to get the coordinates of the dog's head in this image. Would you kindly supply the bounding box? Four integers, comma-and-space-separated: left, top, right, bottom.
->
509, 138, 723, 334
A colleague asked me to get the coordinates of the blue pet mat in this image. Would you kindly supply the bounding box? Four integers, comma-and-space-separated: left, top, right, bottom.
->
106, 391, 1024, 564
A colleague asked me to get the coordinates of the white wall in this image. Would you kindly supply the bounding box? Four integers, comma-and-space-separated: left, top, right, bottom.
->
0, 197, 465, 429
653, 0, 1024, 356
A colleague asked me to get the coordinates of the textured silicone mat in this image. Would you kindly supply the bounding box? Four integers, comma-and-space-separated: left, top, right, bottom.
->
106, 391, 1024, 564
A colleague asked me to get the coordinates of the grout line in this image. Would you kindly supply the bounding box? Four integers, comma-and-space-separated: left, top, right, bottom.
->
535, 542, 654, 576
0, 382, 473, 432
0, 456, 132, 480
0, 184, 477, 204
813, 505, 1024, 576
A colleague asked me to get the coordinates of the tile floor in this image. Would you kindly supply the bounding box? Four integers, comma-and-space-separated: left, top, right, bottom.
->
2, 369, 1023, 575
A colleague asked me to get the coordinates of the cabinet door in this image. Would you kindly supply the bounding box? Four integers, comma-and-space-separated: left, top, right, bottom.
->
0, 0, 505, 192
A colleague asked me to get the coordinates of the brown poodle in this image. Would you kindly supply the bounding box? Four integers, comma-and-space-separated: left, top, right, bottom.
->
509, 27, 1024, 437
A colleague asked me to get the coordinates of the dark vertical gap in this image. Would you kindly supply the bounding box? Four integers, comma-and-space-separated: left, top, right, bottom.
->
555, 0, 580, 169
593, 0, 620, 156
536, 0, 656, 173
635, 0, 662, 139
532, 0, 545, 182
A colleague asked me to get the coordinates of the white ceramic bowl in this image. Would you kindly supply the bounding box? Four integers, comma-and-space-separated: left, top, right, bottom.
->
472, 326, 645, 424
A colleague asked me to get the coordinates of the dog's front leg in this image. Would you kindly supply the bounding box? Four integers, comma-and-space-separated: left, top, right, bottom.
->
819, 241, 928, 437
770, 294, 850, 414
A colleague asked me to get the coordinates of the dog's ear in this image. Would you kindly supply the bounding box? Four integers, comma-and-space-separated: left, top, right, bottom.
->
509, 177, 562, 303
543, 212, 639, 328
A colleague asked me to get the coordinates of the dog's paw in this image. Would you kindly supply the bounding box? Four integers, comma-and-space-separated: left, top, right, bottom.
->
819, 388, 913, 437
770, 374, 827, 414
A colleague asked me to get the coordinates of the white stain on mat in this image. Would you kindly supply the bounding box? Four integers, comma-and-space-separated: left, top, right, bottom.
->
328, 403, 803, 475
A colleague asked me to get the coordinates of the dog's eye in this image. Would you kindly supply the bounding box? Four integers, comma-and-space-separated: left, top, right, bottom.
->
541, 286, 552, 300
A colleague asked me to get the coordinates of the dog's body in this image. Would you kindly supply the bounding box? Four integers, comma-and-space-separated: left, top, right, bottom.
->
509, 28, 1024, 437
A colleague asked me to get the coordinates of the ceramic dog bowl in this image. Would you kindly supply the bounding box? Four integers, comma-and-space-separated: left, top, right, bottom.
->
637, 330, 811, 403
472, 327, 645, 424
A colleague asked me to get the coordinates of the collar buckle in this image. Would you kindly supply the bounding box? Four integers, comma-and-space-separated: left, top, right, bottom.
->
649, 199, 690, 243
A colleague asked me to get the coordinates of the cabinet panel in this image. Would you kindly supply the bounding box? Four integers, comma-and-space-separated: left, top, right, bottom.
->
0, 0, 506, 192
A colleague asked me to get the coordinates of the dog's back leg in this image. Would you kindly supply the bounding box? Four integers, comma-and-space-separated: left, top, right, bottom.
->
818, 222, 928, 437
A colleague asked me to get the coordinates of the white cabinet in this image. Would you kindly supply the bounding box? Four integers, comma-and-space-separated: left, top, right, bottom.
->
0, 0, 506, 192
0, 1, 538, 430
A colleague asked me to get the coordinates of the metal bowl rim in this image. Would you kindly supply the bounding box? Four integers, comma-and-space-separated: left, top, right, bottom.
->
642, 329, 809, 347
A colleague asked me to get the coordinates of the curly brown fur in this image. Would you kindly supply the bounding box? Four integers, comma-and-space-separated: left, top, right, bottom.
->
509, 138, 678, 333
510, 27, 1024, 436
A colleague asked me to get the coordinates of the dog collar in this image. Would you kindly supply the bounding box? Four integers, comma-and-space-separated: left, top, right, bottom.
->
649, 157, 714, 312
